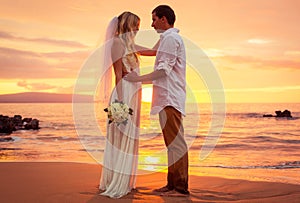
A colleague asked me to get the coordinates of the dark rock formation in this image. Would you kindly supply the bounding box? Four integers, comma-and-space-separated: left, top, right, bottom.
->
0, 114, 40, 135
0, 115, 14, 134
263, 109, 292, 118
24, 118, 39, 130
275, 110, 292, 118
262, 114, 273, 117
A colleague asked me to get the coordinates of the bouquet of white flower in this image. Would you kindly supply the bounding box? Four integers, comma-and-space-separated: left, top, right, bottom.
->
104, 100, 133, 126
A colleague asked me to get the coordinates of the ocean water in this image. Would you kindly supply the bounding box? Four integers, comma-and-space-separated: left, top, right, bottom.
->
0, 102, 300, 185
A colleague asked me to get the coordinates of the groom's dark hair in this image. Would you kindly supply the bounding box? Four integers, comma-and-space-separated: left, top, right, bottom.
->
152, 5, 176, 26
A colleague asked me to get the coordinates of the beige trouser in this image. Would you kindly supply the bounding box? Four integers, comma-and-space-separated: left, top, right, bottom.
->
159, 106, 189, 193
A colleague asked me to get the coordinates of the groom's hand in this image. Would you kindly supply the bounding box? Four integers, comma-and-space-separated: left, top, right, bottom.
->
124, 71, 139, 82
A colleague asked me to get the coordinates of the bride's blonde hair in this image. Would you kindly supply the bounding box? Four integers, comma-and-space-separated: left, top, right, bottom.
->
117, 12, 140, 60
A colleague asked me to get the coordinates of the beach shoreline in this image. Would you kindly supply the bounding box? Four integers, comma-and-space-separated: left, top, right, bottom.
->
0, 162, 300, 202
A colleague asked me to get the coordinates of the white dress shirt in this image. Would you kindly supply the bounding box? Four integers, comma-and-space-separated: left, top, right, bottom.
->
151, 28, 186, 116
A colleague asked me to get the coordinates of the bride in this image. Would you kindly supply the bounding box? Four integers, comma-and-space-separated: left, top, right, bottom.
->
99, 12, 157, 198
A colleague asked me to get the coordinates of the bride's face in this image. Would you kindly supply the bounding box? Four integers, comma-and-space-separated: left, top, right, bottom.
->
134, 20, 140, 32
132, 20, 140, 36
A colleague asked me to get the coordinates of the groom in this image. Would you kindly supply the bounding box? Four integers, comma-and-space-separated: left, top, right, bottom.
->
125, 5, 189, 196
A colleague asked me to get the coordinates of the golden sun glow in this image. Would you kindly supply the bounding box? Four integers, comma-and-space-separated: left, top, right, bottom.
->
141, 156, 160, 171
144, 156, 159, 164
142, 86, 153, 103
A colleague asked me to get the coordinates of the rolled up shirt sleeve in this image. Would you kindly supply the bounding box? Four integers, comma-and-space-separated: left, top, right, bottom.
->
156, 36, 178, 75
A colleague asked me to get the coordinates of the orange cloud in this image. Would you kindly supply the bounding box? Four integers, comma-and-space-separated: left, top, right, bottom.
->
0, 47, 89, 79
17, 80, 57, 91
217, 55, 300, 70
0, 31, 89, 48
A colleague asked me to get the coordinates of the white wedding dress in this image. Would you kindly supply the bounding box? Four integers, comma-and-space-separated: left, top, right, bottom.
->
99, 49, 141, 198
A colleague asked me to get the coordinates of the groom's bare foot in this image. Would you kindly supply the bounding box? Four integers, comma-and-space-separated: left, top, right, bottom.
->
160, 190, 189, 197
153, 185, 172, 193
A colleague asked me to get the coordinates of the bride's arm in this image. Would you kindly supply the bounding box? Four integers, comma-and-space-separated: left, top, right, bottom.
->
135, 40, 160, 56
135, 44, 156, 56
112, 59, 124, 101
111, 39, 125, 101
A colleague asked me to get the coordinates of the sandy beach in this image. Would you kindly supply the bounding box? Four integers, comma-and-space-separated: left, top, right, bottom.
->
0, 162, 299, 202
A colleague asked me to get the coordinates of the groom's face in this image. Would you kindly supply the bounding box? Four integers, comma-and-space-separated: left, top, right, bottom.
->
151, 12, 165, 33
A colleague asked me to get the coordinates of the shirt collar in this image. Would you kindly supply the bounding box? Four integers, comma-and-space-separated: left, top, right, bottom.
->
160, 28, 179, 38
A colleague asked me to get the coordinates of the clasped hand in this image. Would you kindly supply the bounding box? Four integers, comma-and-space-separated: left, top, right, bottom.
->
124, 71, 139, 82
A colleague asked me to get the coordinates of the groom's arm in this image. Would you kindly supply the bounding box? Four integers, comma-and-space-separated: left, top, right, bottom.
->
124, 69, 166, 84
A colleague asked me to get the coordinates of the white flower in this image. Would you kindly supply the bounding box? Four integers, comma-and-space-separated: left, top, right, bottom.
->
104, 100, 133, 125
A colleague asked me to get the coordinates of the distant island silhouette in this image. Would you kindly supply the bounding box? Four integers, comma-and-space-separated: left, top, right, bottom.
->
0, 92, 93, 103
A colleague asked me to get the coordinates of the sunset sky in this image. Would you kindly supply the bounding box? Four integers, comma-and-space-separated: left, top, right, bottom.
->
1, 0, 300, 103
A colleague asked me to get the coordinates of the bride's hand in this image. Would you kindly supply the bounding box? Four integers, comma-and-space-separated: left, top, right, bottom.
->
124, 71, 139, 82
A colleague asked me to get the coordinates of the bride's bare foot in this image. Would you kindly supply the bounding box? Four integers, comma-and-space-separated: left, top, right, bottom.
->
98, 189, 105, 193
131, 188, 138, 192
